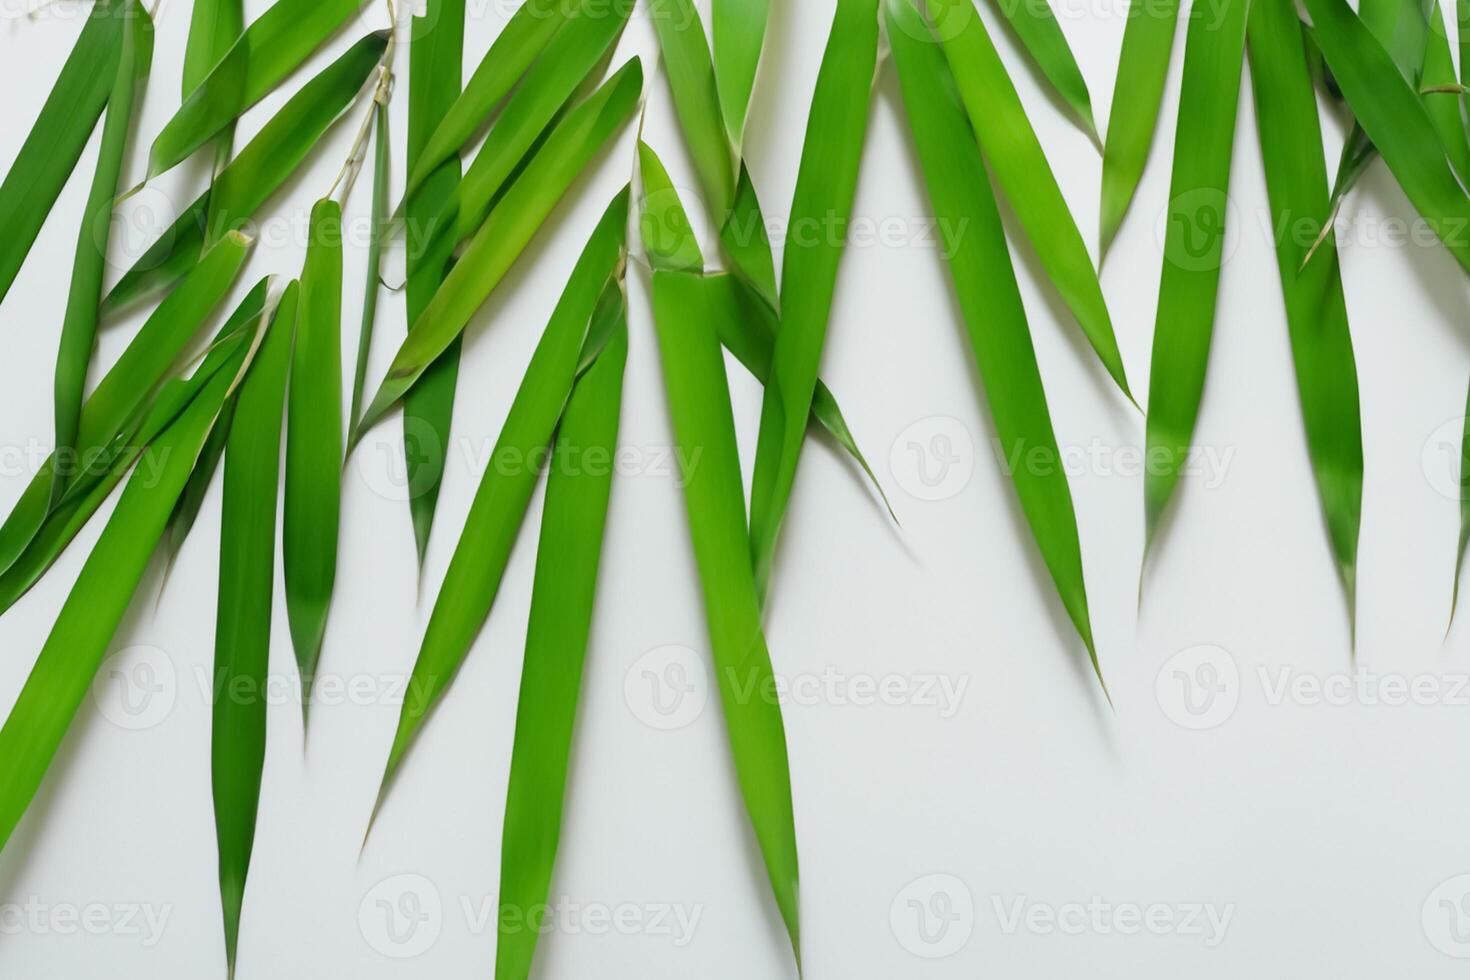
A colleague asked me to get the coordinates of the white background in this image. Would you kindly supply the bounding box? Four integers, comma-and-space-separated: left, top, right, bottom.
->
1, 0, 1470, 976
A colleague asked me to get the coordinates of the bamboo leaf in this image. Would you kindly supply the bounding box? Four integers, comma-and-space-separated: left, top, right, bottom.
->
1099, 0, 1181, 257
286, 200, 345, 711
748, 0, 879, 601
0, 236, 256, 580
144, 0, 373, 181
0, 0, 125, 307
984, 0, 1098, 141
647, 264, 801, 965
1423, 2, 1470, 188
434, 0, 634, 252
53, 4, 153, 490
648, 0, 779, 306
0, 344, 247, 856
494, 319, 627, 980
213, 281, 296, 979
352, 59, 643, 441
369, 190, 629, 815
1304, 0, 1470, 273
0, 307, 261, 617
1454, 375, 1470, 622
104, 31, 389, 315
401, 0, 570, 205
927, 0, 1132, 400
184, 0, 245, 189
713, 0, 770, 149
887, 0, 1103, 684
1142, 0, 1249, 546
350, 100, 392, 427
1247, 0, 1364, 614
403, 0, 467, 565
638, 142, 891, 508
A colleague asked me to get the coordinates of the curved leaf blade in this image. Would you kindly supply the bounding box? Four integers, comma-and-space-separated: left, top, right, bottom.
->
1142, 0, 1249, 546
748, 0, 879, 600
887, 0, 1103, 685
285, 200, 345, 710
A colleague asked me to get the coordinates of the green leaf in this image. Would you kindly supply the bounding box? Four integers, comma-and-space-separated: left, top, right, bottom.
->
369, 189, 629, 816
184, 0, 245, 188
747, 0, 879, 601
1099, 0, 1181, 257
637, 142, 891, 509
285, 200, 345, 711
926, 0, 1132, 401
401, 0, 571, 205
1247, 1, 1364, 615
53, 4, 154, 491
1423, 2, 1470, 189
0, 0, 126, 307
0, 306, 261, 617
213, 280, 296, 979
404, 0, 467, 566
887, 0, 1103, 685
0, 235, 256, 581
713, 0, 770, 149
352, 59, 643, 441
104, 31, 390, 315
0, 343, 246, 856
1142, 0, 1249, 546
648, 0, 779, 306
1304, 0, 1470, 274
984, 0, 1098, 141
185, 0, 246, 96
647, 264, 801, 965
144, 0, 373, 181
434, 0, 634, 251
493, 320, 627, 980
350, 100, 392, 428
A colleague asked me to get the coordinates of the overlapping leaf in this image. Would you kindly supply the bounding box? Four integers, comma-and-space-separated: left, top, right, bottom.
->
887, 0, 1104, 685
748, 0, 878, 601
353, 59, 643, 440
213, 281, 296, 978
1247, 0, 1364, 614
1142, 0, 1249, 546
369, 190, 628, 814
285, 200, 345, 711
